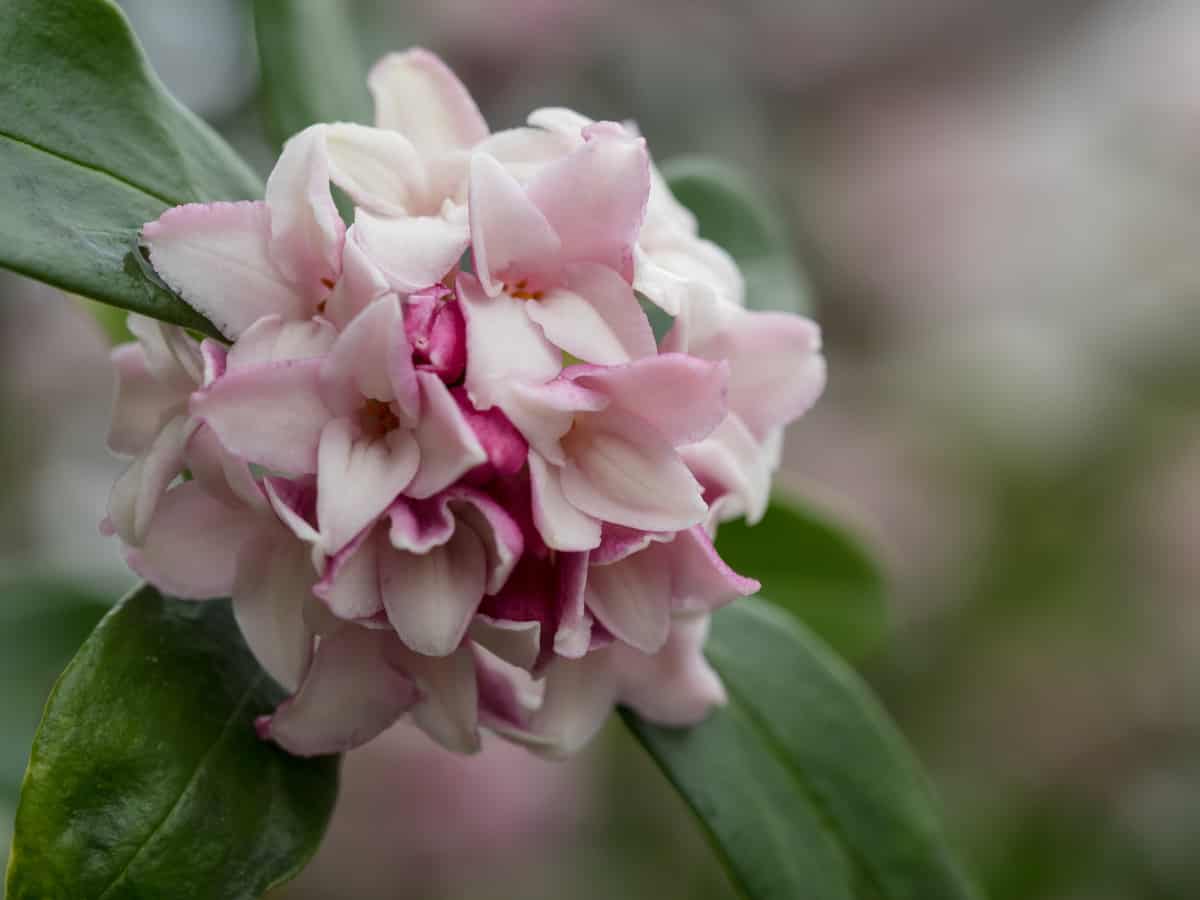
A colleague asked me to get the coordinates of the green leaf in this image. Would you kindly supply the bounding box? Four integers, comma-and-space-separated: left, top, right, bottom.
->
623, 598, 980, 900
5, 584, 339, 900
0, 575, 113, 807
0, 0, 264, 336
716, 496, 886, 662
253, 0, 372, 151
0, 575, 114, 877
663, 156, 813, 316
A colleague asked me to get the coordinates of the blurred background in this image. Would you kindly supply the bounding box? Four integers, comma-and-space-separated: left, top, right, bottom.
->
4, 0, 1200, 897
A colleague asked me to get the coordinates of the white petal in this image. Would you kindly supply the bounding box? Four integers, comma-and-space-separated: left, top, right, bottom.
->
379, 526, 486, 656
107, 344, 188, 456
585, 550, 672, 654
457, 273, 561, 410
468, 152, 560, 294
368, 49, 488, 155
521, 651, 617, 759
142, 202, 305, 339
322, 123, 427, 215
191, 359, 331, 475
316, 418, 419, 555
107, 414, 195, 545
352, 208, 469, 294
406, 372, 486, 499
226, 315, 337, 369
265, 126, 344, 301
388, 641, 481, 753
560, 410, 707, 533
525, 263, 655, 365
124, 480, 259, 599
527, 451, 601, 551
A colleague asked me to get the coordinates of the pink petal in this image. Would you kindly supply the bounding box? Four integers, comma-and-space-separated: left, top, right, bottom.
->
522, 651, 617, 759
124, 480, 259, 598
613, 614, 726, 726
560, 408, 707, 533
442, 488, 525, 593
406, 372, 487, 499
259, 626, 419, 756
457, 273, 561, 411
379, 526, 486, 656
526, 107, 593, 138
679, 413, 771, 525
184, 424, 266, 514
631, 244, 688, 316
226, 315, 337, 370
142, 202, 305, 339
352, 208, 469, 294
367, 49, 488, 155
708, 311, 826, 438
452, 388, 528, 480
468, 152, 560, 295
233, 532, 317, 692
381, 518, 484, 657
525, 123, 650, 281
666, 526, 760, 615
264, 476, 322, 549
569, 352, 729, 447
191, 359, 331, 475
316, 417, 419, 555
524, 262, 655, 365
474, 124, 576, 183
107, 343, 187, 456
386, 641, 481, 753
126, 315, 204, 390
645, 237, 744, 307
585, 545, 672, 653
322, 123, 427, 216
553, 550, 593, 658
323, 230, 391, 330
527, 451, 602, 551
405, 287, 466, 382
314, 527, 384, 621
473, 645, 541, 736
319, 295, 417, 420
264, 126, 345, 302
469, 616, 542, 672
386, 496, 456, 554
478, 553, 585, 668
494, 377, 604, 465
200, 339, 227, 387
107, 414, 196, 545
590, 524, 672, 566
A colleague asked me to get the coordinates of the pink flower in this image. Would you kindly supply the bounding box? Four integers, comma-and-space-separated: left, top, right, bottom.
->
103, 315, 231, 544
105, 48, 826, 760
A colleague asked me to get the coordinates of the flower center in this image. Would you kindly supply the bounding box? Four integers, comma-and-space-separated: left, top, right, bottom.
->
357, 398, 400, 439
508, 278, 544, 301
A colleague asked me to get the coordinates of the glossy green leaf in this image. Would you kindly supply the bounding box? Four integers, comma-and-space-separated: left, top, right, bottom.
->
716, 496, 886, 662
0, 575, 113, 807
0, 575, 114, 876
0, 0, 264, 336
623, 598, 979, 900
663, 156, 813, 316
254, 0, 372, 151
5, 584, 339, 900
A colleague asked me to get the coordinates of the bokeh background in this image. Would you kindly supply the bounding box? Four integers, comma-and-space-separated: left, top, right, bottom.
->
4, 1, 1200, 897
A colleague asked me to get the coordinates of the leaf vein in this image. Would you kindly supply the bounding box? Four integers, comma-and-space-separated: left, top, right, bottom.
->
715, 665, 894, 900
94, 672, 266, 900
0, 128, 179, 208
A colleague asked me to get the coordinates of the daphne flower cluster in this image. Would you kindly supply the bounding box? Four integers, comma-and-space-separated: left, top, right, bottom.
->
103, 50, 825, 758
